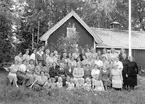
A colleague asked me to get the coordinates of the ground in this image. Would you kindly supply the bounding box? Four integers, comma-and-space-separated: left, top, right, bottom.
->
0, 69, 145, 104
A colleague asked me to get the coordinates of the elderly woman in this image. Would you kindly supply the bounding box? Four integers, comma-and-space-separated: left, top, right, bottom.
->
120, 53, 129, 89
127, 56, 138, 90
7, 60, 19, 87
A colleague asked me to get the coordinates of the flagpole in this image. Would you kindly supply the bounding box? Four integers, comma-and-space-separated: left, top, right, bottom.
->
129, 0, 132, 56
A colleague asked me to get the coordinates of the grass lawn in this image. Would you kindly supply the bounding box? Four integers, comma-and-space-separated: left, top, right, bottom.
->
0, 69, 145, 104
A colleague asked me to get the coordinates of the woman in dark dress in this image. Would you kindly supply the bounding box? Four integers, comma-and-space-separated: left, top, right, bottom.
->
49, 63, 59, 78
128, 56, 138, 90
120, 53, 129, 89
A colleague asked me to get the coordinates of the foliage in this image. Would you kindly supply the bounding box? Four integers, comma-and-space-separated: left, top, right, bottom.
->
10, 0, 145, 53
53, 31, 80, 53
0, 13, 14, 65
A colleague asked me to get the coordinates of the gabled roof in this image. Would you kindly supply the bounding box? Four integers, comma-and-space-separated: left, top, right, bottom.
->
91, 28, 145, 49
40, 11, 102, 43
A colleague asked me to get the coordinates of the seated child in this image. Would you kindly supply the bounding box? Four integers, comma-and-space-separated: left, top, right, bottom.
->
66, 78, 75, 90
92, 78, 104, 91
83, 77, 92, 91
78, 78, 84, 89
56, 77, 63, 88
50, 78, 57, 89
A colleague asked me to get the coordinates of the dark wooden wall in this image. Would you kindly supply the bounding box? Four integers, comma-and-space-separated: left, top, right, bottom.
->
47, 17, 94, 50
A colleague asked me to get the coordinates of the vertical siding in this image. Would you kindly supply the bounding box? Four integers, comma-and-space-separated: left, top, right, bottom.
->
47, 17, 94, 49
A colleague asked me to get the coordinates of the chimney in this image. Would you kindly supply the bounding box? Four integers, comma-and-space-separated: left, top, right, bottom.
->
110, 21, 121, 30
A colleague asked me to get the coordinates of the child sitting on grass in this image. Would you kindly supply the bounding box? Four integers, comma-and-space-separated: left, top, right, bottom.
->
50, 78, 57, 89
92, 78, 104, 91
30, 71, 48, 88
56, 77, 63, 88
66, 77, 75, 90
83, 77, 91, 91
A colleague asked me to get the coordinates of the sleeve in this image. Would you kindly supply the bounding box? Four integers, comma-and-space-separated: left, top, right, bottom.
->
135, 62, 138, 74
98, 70, 102, 80
118, 62, 123, 71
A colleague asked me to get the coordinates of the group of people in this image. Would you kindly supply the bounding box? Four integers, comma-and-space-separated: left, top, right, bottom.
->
6, 46, 138, 91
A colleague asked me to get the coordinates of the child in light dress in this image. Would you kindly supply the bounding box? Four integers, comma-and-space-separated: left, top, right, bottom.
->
7, 60, 19, 87
92, 78, 104, 91
66, 78, 75, 90
91, 64, 104, 91
51, 78, 57, 89
83, 77, 92, 91
56, 77, 63, 88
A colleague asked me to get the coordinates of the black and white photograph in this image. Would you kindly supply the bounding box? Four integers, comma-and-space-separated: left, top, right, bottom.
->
0, 0, 144, 104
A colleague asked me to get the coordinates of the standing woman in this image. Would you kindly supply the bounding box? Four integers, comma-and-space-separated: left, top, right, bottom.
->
110, 63, 123, 90
120, 53, 129, 89
128, 56, 138, 90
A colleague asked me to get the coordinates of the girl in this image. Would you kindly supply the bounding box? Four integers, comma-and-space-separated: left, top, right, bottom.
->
66, 78, 75, 90
99, 65, 110, 91
7, 60, 19, 87
56, 77, 63, 88
83, 77, 92, 91
91, 64, 104, 91
51, 78, 57, 89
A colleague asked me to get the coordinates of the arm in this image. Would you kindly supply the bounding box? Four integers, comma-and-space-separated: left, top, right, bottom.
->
30, 79, 37, 88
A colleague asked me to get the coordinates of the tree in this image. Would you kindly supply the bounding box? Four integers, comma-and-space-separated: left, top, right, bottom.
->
0, 13, 14, 65
53, 32, 80, 53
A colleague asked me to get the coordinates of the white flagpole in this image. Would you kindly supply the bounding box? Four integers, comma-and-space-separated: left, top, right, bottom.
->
129, 0, 132, 56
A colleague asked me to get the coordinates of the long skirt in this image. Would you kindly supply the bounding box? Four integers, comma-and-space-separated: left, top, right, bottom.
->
122, 73, 128, 86
127, 74, 137, 87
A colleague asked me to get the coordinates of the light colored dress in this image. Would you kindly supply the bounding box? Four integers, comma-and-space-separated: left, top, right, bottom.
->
8, 64, 19, 83
111, 68, 123, 88
91, 69, 104, 91
84, 83, 91, 91
56, 82, 63, 88
66, 82, 74, 90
